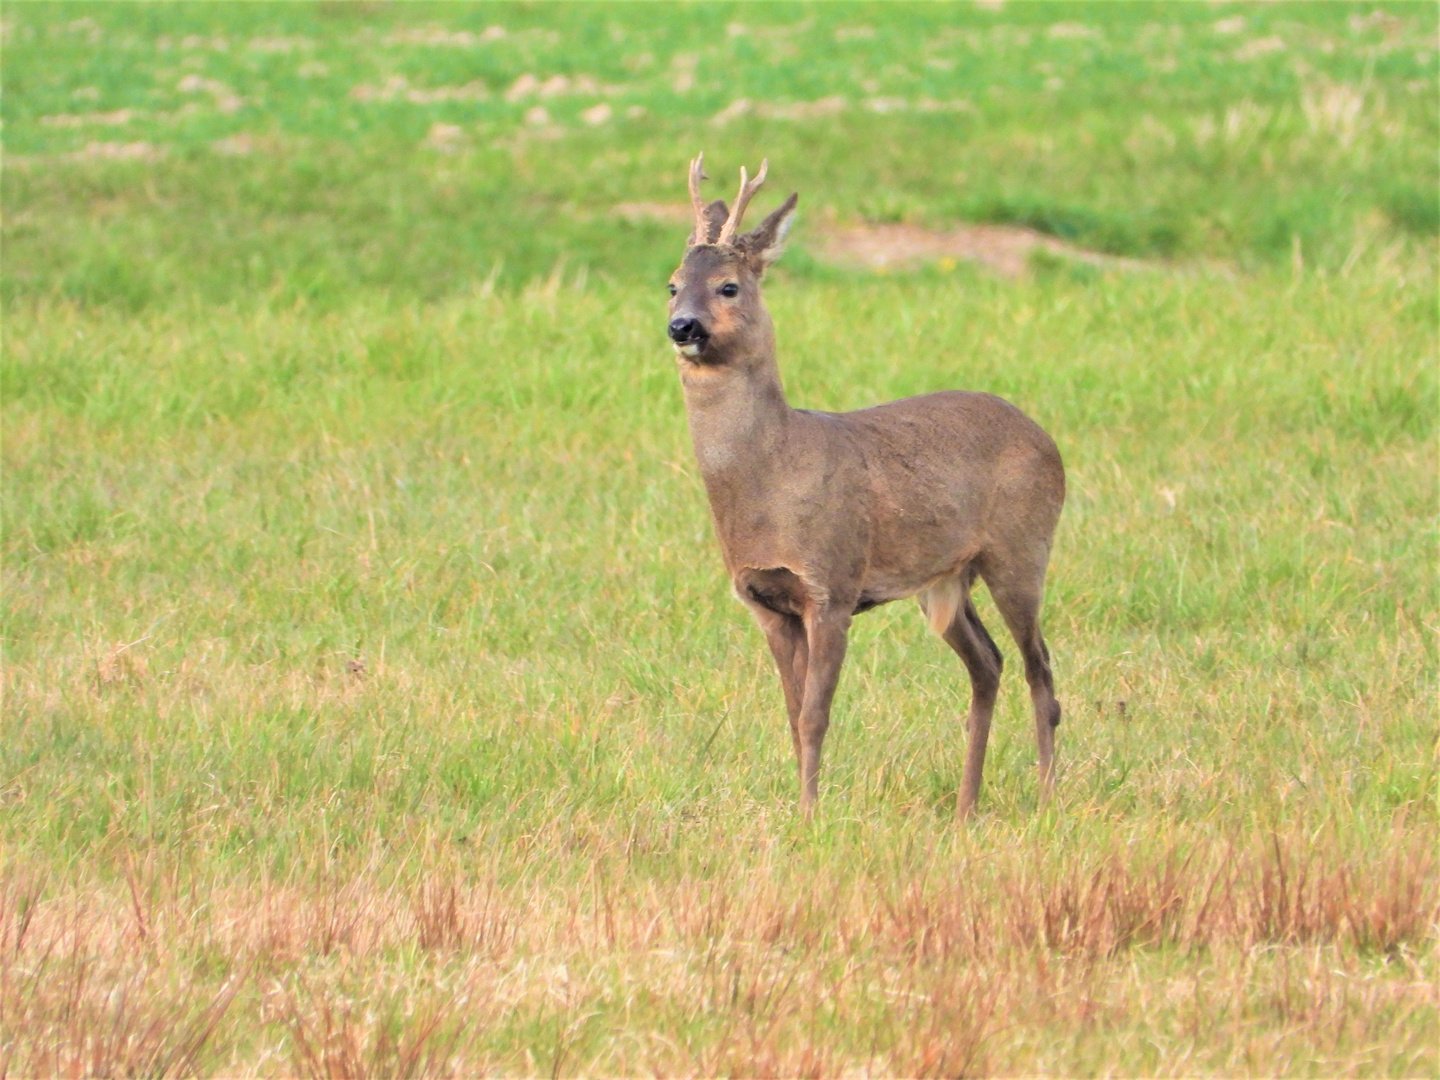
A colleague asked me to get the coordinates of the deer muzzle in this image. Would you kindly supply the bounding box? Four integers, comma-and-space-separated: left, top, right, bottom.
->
668, 317, 709, 356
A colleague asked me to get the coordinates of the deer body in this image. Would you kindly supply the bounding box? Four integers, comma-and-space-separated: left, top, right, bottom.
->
669, 158, 1064, 817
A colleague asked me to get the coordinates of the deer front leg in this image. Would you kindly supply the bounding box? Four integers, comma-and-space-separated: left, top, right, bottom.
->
797, 609, 850, 814
751, 607, 808, 765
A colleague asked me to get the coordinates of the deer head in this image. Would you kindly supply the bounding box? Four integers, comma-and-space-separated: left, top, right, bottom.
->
668, 154, 798, 365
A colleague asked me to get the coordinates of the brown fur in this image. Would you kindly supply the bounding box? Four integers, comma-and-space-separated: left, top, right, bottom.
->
667, 159, 1065, 818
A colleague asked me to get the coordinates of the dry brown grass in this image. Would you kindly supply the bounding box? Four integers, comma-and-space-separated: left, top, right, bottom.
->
3, 826, 1434, 1075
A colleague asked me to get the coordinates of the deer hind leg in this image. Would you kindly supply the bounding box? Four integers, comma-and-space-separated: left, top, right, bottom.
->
751, 607, 809, 767
981, 562, 1061, 802
924, 571, 1003, 820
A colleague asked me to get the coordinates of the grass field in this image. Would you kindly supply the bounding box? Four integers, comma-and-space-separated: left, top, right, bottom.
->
3, 2, 1437, 1075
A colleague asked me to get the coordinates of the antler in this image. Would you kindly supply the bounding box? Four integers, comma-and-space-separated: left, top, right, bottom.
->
716, 158, 768, 245
688, 153, 711, 243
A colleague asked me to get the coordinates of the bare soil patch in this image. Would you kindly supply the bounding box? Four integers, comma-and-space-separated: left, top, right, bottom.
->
613, 201, 695, 226
614, 204, 1149, 276
814, 221, 1149, 276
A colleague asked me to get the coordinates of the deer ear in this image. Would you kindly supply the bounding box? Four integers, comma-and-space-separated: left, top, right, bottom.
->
687, 199, 729, 247
739, 193, 798, 268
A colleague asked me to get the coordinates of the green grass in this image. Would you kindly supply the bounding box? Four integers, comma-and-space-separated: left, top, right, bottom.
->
2, 2, 1437, 1075
6, 1, 1437, 305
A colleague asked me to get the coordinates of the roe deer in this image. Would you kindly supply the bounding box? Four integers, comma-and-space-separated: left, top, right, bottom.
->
667, 156, 1065, 818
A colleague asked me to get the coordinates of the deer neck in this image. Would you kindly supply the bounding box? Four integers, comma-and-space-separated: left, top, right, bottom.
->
679, 350, 792, 481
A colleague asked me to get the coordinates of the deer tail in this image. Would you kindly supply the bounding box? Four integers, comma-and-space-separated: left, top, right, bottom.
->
918, 575, 963, 638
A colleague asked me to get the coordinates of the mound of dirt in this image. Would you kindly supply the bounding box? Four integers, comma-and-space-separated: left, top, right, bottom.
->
614, 204, 1146, 277
814, 222, 1145, 277
613, 202, 694, 226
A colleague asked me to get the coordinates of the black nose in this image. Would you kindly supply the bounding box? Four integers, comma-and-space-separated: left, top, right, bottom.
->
668, 317, 705, 343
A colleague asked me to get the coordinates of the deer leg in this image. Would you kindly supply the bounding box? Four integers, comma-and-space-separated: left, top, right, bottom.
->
984, 573, 1061, 802
797, 609, 850, 814
751, 607, 808, 765
938, 589, 1004, 821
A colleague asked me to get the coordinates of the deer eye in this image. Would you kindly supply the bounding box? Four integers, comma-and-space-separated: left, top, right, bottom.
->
720, 283, 740, 297
667, 284, 677, 296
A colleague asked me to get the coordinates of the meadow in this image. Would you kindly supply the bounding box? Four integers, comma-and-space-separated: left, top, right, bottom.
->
2, 2, 1437, 1075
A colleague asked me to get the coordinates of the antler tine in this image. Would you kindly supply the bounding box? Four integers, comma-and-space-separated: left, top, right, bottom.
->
716, 158, 769, 245
688, 153, 710, 242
